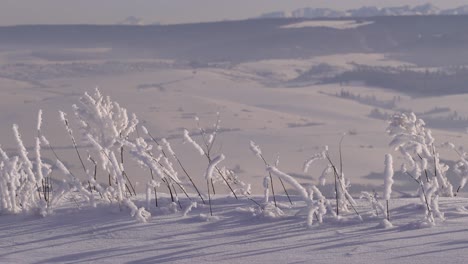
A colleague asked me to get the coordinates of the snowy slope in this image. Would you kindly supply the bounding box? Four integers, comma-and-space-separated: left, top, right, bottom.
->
0, 53, 467, 195
1, 196, 468, 263
1, 19, 468, 264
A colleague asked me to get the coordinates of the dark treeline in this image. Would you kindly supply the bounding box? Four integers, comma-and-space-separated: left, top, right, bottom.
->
326, 64, 468, 96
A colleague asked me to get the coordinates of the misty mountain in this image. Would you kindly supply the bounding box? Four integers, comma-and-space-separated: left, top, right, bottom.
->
2, 15, 468, 65
258, 3, 462, 19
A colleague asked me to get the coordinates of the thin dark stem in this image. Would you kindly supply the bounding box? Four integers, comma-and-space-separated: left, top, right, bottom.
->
386, 200, 390, 221
42, 138, 85, 201
154, 186, 158, 207
124, 182, 132, 198
150, 169, 158, 207
120, 147, 137, 196
171, 183, 183, 209
147, 155, 192, 201
405, 172, 433, 222
448, 146, 464, 196
88, 156, 103, 198
207, 179, 213, 216
163, 179, 175, 202
277, 177, 292, 205
339, 134, 345, 176
122, 171, 137, 196
174, 155, 205, 203
211, 178, 216, 195
62, 119, 87, 174
327, 149, 361, 219
326, 154, 340, 216
61, 118, 94, 192
214, 165, 238, 199
146, 131, 203, 202
269, 175, 277, 207
38, 180, 43, 201
258, 155, 276, 207
193, 117, 244, 201
258, 153, 293, 206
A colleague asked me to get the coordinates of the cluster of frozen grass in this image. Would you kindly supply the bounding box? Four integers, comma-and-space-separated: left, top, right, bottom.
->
1, 88, 467, 229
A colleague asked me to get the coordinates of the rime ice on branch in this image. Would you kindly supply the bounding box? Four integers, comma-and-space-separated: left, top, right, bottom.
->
383, 154, 394, 221
387, 112, 449, 224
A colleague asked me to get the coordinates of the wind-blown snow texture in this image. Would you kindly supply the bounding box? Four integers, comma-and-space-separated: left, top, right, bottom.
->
1, 196, 468, 263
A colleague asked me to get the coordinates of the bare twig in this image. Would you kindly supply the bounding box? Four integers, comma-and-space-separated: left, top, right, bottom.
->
146, 130, 204, 203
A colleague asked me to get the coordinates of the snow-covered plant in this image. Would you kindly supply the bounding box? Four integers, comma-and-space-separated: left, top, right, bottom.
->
387, 112, 451, 224
304, 144, 359, 218
184, 114, 253, 214
205, 154, 225, 183
360, 191, 385, 217
39, 111, 102, 215
222, 167, 251, 196
249, 140, 292, 206
73, 88, 138, 150
0, 109, 60, 215
160, 137, 205, 202
70, 88, 150, 221
141, 125, 205, 205
445, 143, 468, 195
383, 154, 394, 221
123, 199, 151, 223
0, 146, 22, 213
387, 112, 453, 197
204, 153, 226, 216
124, 136, 188, 205
303, 146, 328, 174
182, 202, 198, 217
52, 159, 95, 208
453, 159, 468, 192
0, 110, 90, 216
268, 167, 328, 227
387, 113, 454, 225
13, 124, 42, 209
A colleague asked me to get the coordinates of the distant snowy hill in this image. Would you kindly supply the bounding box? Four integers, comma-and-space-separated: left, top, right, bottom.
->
118, 16, 146, 25
3, 15, 468, 65
441, 5, 468, 15
258, 3, 462, 18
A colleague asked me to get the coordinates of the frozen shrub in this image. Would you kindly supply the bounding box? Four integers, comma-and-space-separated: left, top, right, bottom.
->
387, 112, 453, 197
0, 110, 91, 216
360, 191, 385, 217
387, 112, 449, 224
304, 144, 359, 218
70, 88, 150, 221
268, 167, 327, 227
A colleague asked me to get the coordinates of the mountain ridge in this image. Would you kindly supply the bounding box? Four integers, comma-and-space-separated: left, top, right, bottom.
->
259, 3, 468, 19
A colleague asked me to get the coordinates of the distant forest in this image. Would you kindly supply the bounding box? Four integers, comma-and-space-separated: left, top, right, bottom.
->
325, 64, 468, 96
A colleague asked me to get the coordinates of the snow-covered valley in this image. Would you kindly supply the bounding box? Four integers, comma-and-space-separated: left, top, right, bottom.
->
2, 16, 468, 263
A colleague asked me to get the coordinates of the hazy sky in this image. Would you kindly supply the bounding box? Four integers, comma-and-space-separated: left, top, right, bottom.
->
0, 0, 467, 25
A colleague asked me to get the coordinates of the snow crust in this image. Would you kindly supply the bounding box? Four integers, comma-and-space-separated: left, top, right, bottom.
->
0, 196, 467, 263
281, 20, 374, 29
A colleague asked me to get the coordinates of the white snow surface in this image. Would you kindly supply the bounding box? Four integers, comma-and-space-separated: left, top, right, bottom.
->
2, 51, 468, 262
0, 52, 466, 195
1, 196, 468, 263
280, 20, 374, 29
